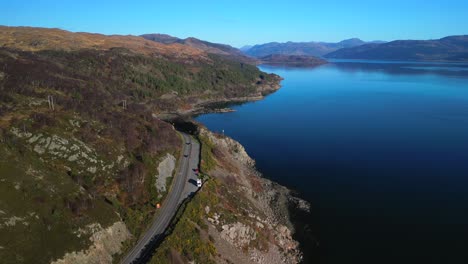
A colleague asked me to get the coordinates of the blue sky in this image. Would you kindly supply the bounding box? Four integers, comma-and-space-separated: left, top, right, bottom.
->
1, 0, 467, 47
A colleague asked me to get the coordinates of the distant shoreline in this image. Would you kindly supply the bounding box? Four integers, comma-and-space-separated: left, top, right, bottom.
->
327, 58, 468, 64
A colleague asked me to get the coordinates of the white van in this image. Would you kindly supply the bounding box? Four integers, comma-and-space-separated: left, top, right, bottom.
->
197, 179, 202, 188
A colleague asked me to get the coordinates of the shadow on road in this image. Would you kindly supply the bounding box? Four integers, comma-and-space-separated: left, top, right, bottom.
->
188, 178, 198, 186
131, 196, 194, 264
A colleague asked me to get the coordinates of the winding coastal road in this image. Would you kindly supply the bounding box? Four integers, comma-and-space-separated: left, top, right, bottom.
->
121, 132, 200, 264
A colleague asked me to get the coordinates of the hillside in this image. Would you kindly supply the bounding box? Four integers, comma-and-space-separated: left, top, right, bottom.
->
0, 26, 205, 61
141, 33, 257, 64
244, 38, 369, 57
0, 26, 288, 264
260, 54, 327, 67
148, 126, 305, 264
324, 35, 468, 61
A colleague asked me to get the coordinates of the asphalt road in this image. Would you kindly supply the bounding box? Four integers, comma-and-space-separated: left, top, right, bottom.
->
121, 132, 200, 264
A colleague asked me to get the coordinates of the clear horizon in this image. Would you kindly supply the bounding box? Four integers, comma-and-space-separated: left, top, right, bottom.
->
2, 0, 468, 48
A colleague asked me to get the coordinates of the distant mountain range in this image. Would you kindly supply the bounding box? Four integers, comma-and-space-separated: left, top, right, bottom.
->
141, 33, 257, 64
243, 38, 385, 58
325, 35, 468, 61
240, 45, 253, 52
138, 33, 468, 64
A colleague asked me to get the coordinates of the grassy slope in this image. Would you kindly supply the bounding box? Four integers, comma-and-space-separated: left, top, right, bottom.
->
149, 180, 219, 264
0, 96, 180, 263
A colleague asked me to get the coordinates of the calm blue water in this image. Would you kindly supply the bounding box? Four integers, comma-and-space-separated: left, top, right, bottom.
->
196, 61, 468, 264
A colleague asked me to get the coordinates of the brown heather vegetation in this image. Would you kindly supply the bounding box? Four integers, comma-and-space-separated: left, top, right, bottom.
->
0, 26, 206, 60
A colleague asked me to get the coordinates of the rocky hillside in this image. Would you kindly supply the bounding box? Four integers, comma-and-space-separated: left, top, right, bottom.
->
325, 35, 468, 61
149, 127, 308, 264
0, 28, 281, 112
0, 79, 181, 263
141, 33, 257, 64
0, 26, 282, 263
0, 26, 205, 60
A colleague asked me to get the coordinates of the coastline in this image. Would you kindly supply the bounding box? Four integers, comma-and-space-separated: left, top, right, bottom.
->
197, 126, 306, 263
161, 75, 316, 263
199, 126, 318, 264
155, 75, 283, 120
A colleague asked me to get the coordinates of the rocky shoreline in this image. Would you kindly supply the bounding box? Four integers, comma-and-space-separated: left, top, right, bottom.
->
157, 75, 314, 263
197, 127, 308, 263
203, 77, 313, 261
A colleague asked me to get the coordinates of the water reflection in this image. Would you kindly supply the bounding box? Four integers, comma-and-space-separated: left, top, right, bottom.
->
261, 60, 468, 78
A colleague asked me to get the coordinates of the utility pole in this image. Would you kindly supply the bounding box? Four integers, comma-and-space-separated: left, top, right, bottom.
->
47, 95, 55, 111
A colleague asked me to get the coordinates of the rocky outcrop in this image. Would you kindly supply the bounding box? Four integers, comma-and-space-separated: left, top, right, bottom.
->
9, 127, 126, 175
155, 153, 176, 195
198, 127, 306, 264
202, 128, 255, 167
51, 221, 131, 264
220, 222, 257, 248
